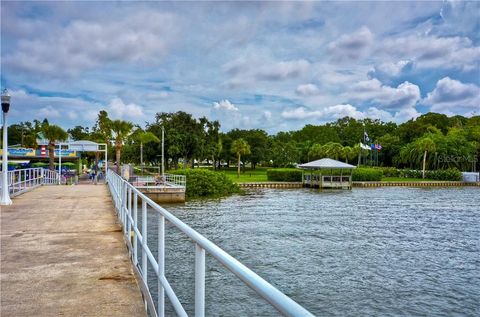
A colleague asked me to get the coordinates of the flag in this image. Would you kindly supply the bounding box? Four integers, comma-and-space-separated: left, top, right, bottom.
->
360, 142, 371, 150
371, 143, 375, 150
364, 131, 370, 142
375, 144, 382, 151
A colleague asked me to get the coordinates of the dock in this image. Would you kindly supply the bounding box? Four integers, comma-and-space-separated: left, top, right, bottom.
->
129, 174, 186, 203
0, 185, 145, 316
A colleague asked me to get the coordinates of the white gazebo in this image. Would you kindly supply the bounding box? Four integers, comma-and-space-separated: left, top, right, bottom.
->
298, 158, 356, 189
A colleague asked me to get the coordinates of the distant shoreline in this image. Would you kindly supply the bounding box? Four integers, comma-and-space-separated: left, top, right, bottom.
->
238, 181, 480, 188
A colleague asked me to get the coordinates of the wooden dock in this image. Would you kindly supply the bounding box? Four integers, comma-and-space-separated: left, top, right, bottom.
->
0, 185, 145, 316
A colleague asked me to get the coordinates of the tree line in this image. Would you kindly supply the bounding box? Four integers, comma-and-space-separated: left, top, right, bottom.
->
5, 111, 480, 173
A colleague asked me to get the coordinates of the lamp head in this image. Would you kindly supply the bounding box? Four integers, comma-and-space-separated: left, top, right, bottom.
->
1, 89, 11, 113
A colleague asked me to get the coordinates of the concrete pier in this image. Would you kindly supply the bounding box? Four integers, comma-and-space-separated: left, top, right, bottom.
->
0, 185, 145, 316
138, 186, 186, 203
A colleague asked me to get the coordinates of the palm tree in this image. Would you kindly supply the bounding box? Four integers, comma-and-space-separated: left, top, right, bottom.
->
231, 138, 251, 178
342, 146, 354, 164
41, 121, 68, 171
308, 143, 325, 160
416, 136, 436, 178
110, 120, 134, 173
131, 128, 160, 171
324, 142, 343, 160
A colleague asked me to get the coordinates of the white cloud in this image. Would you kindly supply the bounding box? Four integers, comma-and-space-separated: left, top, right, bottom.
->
282, 103, 420, 123
224, 57, 310, 88
296, 83, 320, 96
212, 99, 239, 111
282, 107, 317, 120
7, 89, 100, 126
282, 104, 363, 121
350, 79, 421, 110
108, 97, 144, 119
423, 77, 480, 115
371, 60, 412, 78
328, 26, 373, 61
256, 59, 310, 81
38, 106, 61, 118
263, 110, 272, 120
211, 100, 256, 130
144, 91, 169, 101
380, 35, 480, 71
3, 11, 179, 77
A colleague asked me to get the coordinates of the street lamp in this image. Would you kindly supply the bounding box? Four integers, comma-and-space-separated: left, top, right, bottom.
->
1, 89, 12, 205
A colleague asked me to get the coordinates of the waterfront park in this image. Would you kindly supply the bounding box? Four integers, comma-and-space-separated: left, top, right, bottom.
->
1, 1, 479, 317
1, 97, 479, 316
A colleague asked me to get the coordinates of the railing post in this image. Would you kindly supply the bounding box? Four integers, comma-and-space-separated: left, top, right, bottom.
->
127, 186, 132, 241
133, 192, 138, 265
158, 214, 165, 317
141, 200, 148, 282
123, 183, 128, 232
195, 243, 205, 317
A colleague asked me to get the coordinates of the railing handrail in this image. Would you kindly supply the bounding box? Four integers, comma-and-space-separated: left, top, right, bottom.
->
106, 169, 313, 317
1, 167, 60, 197
130, 173, 186, 188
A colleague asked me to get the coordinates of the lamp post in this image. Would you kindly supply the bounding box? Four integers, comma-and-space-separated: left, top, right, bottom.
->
1, 89, 12, 205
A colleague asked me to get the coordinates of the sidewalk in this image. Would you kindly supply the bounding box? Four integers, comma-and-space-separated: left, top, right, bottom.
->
0, 185, 145, 316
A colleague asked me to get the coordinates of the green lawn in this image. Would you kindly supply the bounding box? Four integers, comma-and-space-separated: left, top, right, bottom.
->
381, 177, 433, 182
216, 167, 269, 183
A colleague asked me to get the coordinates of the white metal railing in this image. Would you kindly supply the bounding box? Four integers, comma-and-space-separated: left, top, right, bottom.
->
0, 168, 60, 197
163, 173, 186, 188
106, 169, 313, 317
130, 174, 186, 188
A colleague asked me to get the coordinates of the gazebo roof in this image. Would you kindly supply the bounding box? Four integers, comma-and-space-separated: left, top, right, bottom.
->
36, 139, 106, 152
298, 158, 356, 170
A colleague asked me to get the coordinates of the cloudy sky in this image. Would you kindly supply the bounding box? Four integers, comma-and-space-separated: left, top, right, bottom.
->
1, 1, 479, 133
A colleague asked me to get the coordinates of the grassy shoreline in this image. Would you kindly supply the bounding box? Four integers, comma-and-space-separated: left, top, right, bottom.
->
214, 167, 439, 183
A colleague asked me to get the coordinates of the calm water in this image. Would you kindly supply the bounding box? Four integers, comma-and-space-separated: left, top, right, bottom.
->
143, 187, 479, 316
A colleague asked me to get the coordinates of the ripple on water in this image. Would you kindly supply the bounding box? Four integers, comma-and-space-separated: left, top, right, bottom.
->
144, 187, 479, 316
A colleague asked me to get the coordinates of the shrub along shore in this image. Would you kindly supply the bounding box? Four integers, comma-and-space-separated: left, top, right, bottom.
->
217, 166, 463, 183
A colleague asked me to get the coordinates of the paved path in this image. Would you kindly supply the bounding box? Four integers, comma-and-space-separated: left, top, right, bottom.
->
1, 185, 145, 316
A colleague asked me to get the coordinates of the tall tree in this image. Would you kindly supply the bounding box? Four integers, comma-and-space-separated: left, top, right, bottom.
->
416, 136, 436, 178
110, 120, 134, 173
231, 138, 251, 178
323, 142, 344, 160
8, 121, 39, 148
131, 128, 160, 168
40, 120, 68, 171
342, 146, 355, 164
68, 126, 90, 141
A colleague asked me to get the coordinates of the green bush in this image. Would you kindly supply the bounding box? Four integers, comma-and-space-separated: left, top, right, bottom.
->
174, 169, 240, 199
380, 167, 400, 177
426, 168, 462, 181
399, 169, 422, 179
399, 168, 462, 181
352, 168, 383, 181
266, 168, 303, 182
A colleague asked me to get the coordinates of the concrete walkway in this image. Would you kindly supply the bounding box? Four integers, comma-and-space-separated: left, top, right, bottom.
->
0, 185, 145, 316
